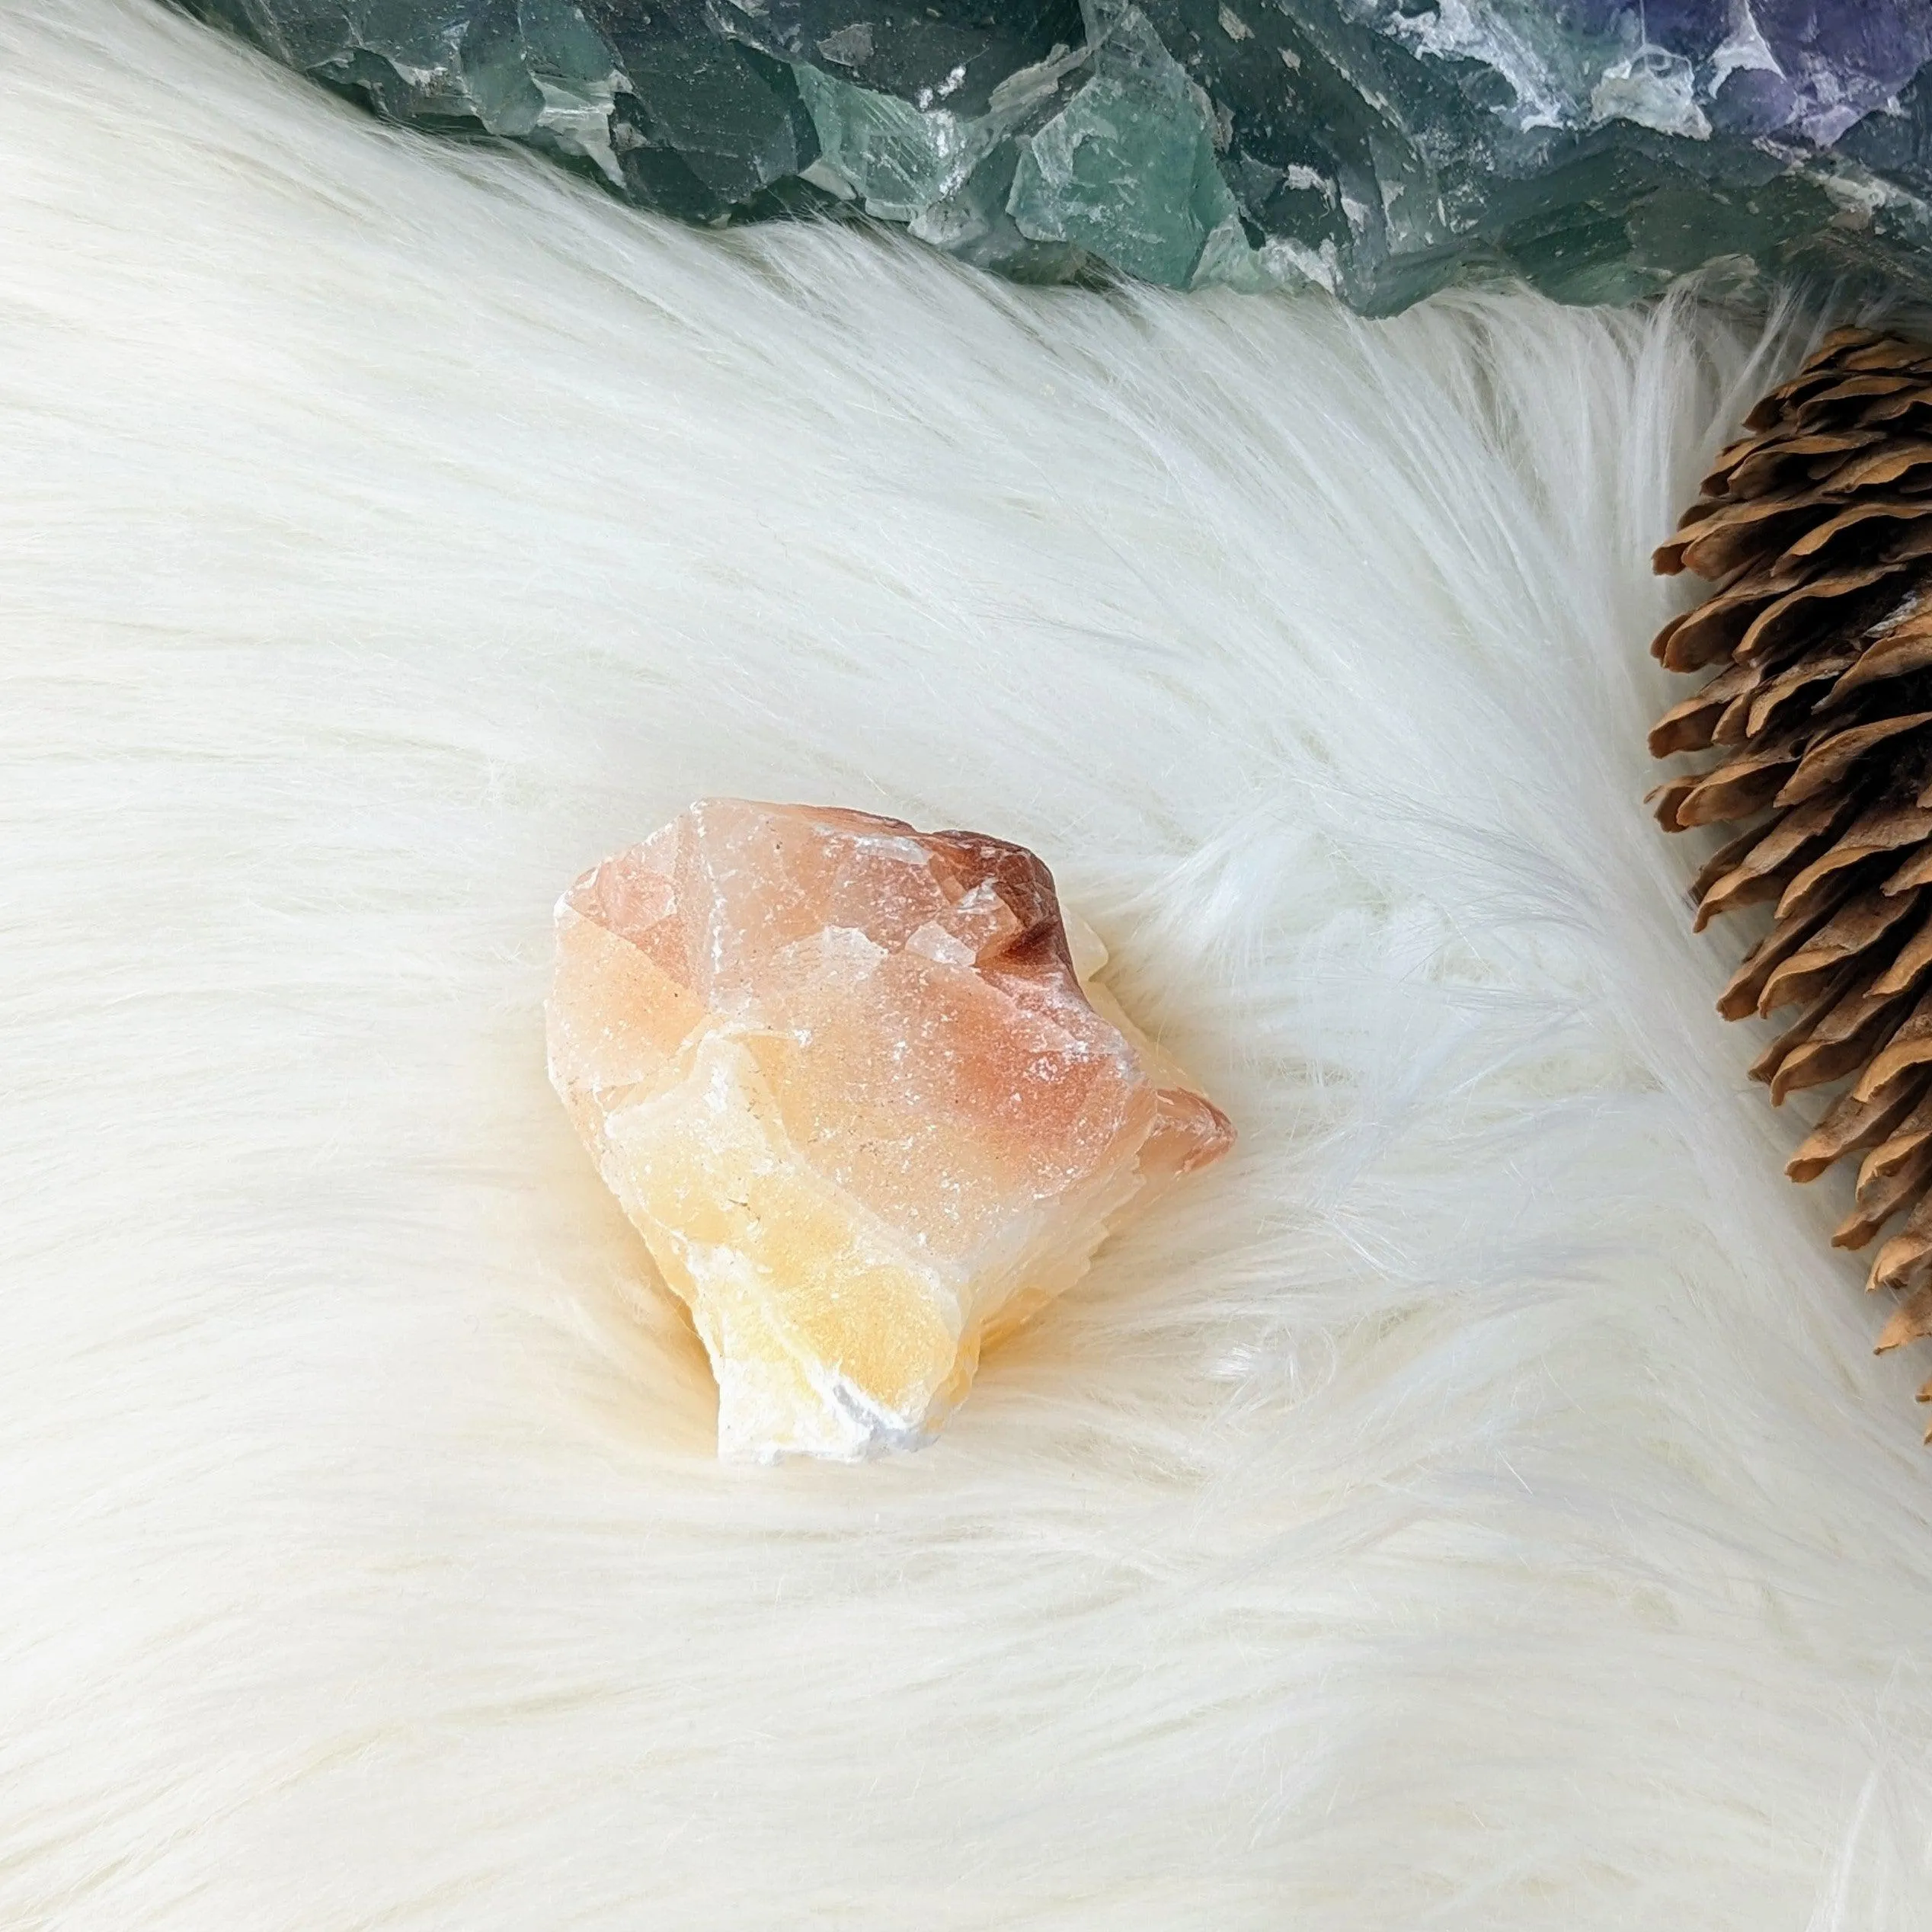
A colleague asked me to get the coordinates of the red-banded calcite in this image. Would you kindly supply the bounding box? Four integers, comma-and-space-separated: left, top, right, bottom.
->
547, 800, 1233, 1460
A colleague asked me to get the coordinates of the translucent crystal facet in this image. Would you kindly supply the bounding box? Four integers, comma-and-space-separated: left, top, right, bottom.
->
547, 801, 1232, 1460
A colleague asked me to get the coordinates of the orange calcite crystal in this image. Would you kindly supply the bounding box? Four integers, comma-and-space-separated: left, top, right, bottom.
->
547, 801, 1233, 1461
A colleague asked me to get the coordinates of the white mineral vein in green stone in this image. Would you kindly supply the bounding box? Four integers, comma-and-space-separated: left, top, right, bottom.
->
795, 65, 966, 219
1008, 2, 1245, 289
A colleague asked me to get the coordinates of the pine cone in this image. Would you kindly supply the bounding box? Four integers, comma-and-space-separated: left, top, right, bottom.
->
1650, 327, 1932, 1429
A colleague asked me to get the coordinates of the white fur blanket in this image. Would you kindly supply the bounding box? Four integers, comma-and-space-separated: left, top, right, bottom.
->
6, 3, 1930, 1924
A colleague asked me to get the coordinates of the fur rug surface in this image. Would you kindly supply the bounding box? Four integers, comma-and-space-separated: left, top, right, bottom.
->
9, 3, 1932, 1924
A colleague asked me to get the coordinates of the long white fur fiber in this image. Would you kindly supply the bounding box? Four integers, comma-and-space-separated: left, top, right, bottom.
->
6, 2, 1932, 1924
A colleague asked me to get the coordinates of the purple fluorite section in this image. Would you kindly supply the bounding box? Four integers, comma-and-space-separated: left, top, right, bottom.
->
1553, 0, 1930, 143
1717, 1, 1930, 146
1558, 1, 1930, 133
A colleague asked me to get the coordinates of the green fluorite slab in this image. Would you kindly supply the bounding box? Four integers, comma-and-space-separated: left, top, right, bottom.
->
184, 0, 1932, 313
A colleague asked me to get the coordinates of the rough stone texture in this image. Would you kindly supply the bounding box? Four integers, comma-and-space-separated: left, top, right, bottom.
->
547, 801, 1233, 1460
181, 0, 1932, 312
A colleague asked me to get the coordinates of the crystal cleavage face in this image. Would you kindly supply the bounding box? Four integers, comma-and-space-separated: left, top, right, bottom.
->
547, 799, 1232, 1460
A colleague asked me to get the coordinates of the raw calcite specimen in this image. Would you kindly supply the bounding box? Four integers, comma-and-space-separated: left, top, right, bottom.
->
185, 0, 1932, 312
548, 800, 1233, 1460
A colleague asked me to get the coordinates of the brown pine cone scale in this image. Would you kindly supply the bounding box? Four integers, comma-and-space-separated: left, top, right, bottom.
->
1649, 327, 1932, 1435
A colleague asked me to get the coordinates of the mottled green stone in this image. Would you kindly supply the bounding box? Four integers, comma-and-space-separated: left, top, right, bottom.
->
181, 0, 1932, 313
